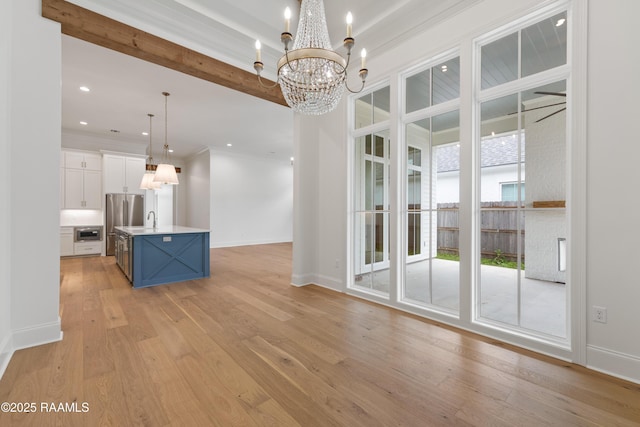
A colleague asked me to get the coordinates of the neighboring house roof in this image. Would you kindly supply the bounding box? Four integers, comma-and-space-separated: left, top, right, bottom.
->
436, 134, 525, 173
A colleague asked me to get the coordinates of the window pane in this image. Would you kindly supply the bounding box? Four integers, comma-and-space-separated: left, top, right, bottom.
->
481, 32, 518, 90
374, 135, 385, 158
406, 69, 430, 113
373, 86, 391, 124
355, 93, 372, 129
522, 12, 567, 77
433, 57, 460, 104
432, 110, 460, 147
355, 86, 391, 128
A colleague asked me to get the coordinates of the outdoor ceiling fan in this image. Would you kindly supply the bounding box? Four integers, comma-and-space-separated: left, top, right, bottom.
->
509, 91, 566, 123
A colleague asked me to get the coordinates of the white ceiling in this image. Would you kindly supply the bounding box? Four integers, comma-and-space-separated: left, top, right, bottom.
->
61, 0, 479, 161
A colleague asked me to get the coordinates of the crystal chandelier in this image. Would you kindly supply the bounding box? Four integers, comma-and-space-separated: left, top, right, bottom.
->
253, 0, 368, 115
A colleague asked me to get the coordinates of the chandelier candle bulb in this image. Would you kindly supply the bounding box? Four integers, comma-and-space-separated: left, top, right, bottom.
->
346, 12, 353, 38
361, 48, 367, 69
255, 40, 261, 62
284, 7, 291, 33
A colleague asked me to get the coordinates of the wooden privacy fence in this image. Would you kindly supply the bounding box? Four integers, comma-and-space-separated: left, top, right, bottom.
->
437, 202, 525, 261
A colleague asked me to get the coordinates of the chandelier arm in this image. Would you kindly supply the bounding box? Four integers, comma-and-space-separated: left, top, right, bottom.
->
345, 80, 366, 94
257, 74, 280, 89
283, 49, 300, 73
345, 68, 368, 94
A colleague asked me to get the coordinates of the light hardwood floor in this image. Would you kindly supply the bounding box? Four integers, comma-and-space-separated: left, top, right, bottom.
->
1, 243, 639, 426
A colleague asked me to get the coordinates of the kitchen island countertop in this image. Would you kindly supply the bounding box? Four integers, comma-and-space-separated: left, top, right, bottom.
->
114, 225, 210, 236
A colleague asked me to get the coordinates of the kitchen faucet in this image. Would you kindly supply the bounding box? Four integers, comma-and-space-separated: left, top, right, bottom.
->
147, 210, 157, 229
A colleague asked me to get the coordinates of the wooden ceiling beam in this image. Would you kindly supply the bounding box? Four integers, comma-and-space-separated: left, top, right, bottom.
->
41, 0, 288, 107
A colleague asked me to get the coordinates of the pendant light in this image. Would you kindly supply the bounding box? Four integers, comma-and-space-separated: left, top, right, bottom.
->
140, 113, 162, 190
153, 91, 179, 185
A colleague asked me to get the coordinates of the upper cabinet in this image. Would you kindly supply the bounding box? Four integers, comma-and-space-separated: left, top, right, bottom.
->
61, 150, 102, 209
103, 154, 146, 195
64, 151, 102, 171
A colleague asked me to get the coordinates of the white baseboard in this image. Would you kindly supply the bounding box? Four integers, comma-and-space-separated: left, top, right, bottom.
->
314, 274, 344, 292
291, 273, 315, 287
210, 239, 292, 249
291, 273, 344, 291
11, 318, 63, 352
0, 333, 13, 380
586, 345, 640, 385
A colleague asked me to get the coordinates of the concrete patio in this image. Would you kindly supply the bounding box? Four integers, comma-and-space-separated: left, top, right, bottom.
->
355, 258, 566, 338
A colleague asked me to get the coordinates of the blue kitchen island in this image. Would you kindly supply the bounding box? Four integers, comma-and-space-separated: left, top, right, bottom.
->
114, 226, 210, 288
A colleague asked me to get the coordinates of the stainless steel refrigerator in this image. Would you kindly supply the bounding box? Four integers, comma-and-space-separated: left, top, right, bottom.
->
105, 193, 145, 256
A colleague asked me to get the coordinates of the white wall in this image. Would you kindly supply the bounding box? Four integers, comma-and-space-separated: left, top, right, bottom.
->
185, 150, 210, 229
585, 0, 640, 381
294, 0, 640, 383
62, 129, 147, 155
210, 150, 293, 248
292, 114, 320, 285
2, 0, 63, 376
0, 0, 13, 376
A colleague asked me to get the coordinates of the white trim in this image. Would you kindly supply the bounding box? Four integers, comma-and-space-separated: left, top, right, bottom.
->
291, 274, 344, 292
0, 333, 13, 380
290, 273, 315, 287
315, 274, 345, 292
567, 0, 588, 367
586, 345, 640, 385
477, 65, 570, 103
11, 318, 63, 352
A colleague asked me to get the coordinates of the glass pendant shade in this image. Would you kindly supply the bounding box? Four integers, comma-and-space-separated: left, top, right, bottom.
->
277, 0, 346, 115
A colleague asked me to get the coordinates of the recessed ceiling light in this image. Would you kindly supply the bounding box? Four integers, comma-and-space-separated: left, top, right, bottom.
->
226, 143, 233, 147
556, 18, 566, 27
79, 86, 90, 92
441, 65, 448, 72
80, 121, 87, 125
142, 132, 149, 136
168, 149, 174, 153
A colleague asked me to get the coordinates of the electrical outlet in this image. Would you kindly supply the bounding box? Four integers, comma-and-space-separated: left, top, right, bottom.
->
593, 306, 607, 323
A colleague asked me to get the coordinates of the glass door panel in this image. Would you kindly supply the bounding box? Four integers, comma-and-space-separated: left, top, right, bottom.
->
402, 110, 459, 313
478, 82, 566, 338
353, 130, 390, 297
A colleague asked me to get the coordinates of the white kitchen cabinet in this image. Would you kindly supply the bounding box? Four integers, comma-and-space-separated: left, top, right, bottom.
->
74, 241, 102, 256
64, 168, 102, 209
60, 227, 74, 257
65, 151, 101, 171
103, 154, 146, 194
61, 150, 102, 209
60, 167, 65, 209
